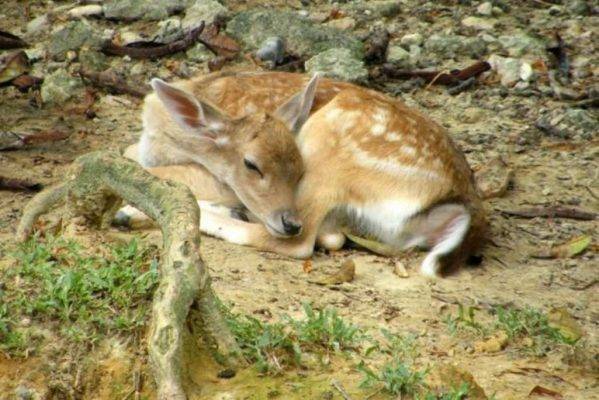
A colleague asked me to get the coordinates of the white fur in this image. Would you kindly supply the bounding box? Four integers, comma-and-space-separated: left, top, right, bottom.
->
199, 210, 251, 245
420, 212, 471, 277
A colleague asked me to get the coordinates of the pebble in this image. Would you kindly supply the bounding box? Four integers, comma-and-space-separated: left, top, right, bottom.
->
387, 44, 410, 64
256, 37, 285, 65
325, 17, 356, 31
461, 16, 496, 30
67, 4, 103, 18
400, 33, 423, 47
477, 2, 493, 16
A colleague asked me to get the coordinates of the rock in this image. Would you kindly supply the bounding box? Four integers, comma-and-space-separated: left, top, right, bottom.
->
186, 42, 213, 63
79, 48, 109, 71
26, 14, 50, 37
488, 55, 534, 86
344, 1, 401, 20
424, 34, 486, 59
325, 17, 357, 30
461, 16, 496, 30
67, 4, 103, 18
536, 108, 597, 140
305, 48, 368, 82
119, 30, 144, 46
48, 20, 101, 60
227, 9, 363, 59
474, 331, 509, 353
567, 0, 590, 15
14, 385, 34, 400
182, 0, 228, 30
475, 157, 513, 199
387, 44, 410, 64
153, 17, 183, 43
103, 0, 186, 21
477, 1, 493, 16
41, 69, 84, 105
393, 261, 409, 278
400, 33, 423, 47
256, 37, 285, 65
498, 33, 545, 57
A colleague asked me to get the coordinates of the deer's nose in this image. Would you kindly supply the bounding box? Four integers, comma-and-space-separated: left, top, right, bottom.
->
281, 210, 302, 236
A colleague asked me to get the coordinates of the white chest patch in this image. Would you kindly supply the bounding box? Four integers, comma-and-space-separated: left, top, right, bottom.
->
341, 200, 423, 245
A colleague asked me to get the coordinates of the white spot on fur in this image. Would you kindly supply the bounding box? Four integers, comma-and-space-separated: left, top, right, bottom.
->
371, 123, 386, 136
244, 102, 257, 114
346, 140, 442, 180
325, 108, 343, 122
385, 131, 401, 141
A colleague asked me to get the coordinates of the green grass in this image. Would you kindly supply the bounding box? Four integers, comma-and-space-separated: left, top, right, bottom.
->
358, 359, 427, 397
223, 302, 363, 374
443, 303, 575, 354
0, 235, 159, 356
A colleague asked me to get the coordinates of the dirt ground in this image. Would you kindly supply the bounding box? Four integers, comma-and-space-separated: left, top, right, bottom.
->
1, 1, 597, 399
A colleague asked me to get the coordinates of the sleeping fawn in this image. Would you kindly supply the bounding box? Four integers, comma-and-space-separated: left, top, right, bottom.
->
119, 71, 486, 276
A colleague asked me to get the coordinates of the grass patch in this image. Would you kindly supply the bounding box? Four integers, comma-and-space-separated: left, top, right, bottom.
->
0, 235, 159, 356
224, 302, 363, 374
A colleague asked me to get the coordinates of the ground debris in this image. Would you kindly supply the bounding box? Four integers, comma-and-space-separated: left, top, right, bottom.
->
474, 330, 509, 353
309, 259, 355, 285
547, 307, 583, 343
0, 30, 28, 49
0, 50, 30, 84
102, 22, 205, 59
199, 23, 240, 58
378, 61, 490, 86
0, 176, 42, 192
79, 68, 149, 98
532, 235, 591, 259
528, 385, 564, 399
501, 206, 597, 221
475, 157, 514, 199
0, 130, 70, 150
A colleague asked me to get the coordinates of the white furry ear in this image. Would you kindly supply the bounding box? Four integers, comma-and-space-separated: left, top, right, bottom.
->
151, 78, 228, 138
273, 73, 319, 133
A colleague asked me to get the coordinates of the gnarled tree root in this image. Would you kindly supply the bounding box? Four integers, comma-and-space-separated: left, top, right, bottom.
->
17, 151, 244, 400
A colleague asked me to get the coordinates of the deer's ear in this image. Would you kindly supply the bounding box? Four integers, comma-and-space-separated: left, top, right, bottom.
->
151, 78, 228, 139
273, 73, 319, 134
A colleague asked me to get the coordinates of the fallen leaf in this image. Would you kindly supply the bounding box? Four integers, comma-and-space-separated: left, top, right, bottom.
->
393, 260, 409, 278
474, 156, 513, 199
532, 235, 592, 259
309, 259, 355, 285
548, 307, 582, 343
0, 51, 30, 84
474, 330, 509, 353
200, 23, 240, 58
426, 363, 487, 400
528, 385, 563, 399
302, 259, 313, 274
0, 30, 28, 49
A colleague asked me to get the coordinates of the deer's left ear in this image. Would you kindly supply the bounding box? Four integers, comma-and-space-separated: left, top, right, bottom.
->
273, 74, 319, 134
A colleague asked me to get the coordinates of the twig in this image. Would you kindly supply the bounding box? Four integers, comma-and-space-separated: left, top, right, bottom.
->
501, 206, 597, 221
331, 379, 353, 400
0, 176, 42, 192
102, 22, 205, 59
0, 31, 28, 49
0, 130, 69, 150
79, 69, 149, 98
381, 61, 490, 86
447, 77, 476, 95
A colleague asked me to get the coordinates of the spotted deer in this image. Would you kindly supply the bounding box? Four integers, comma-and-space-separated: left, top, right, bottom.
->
120, 71, 486, 276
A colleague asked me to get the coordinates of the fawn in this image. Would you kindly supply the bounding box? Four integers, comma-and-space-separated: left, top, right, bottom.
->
120, 71, 486, 276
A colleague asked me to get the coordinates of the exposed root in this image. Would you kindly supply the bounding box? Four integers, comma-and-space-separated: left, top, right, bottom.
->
17, 151, 244, 400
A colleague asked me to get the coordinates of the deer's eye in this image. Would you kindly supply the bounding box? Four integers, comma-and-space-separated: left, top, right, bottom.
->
244, 158, 263, 178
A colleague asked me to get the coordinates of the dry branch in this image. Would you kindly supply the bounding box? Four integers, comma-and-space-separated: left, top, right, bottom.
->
380, 61, 491, 85
17, 151, 244, 400
102, 22, 205, 59
0, 176, 42, 192
501, 206, 597, 221
0, 31, 28, 49
79, 69, 149, 98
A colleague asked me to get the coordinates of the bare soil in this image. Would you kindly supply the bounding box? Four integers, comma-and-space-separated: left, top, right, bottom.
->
1, 1, 597, 399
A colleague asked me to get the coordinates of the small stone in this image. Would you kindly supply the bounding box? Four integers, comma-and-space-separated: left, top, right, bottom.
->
344, 0, 401, 20
79, 48, 109, 71
186, 42, 213, 63
26, 14, 50, 37
542, 187, 552, 196
400, 33, 423, 47
461, 16, 496, 30
15, 385, 33, 400
153, 17, 183, 43
393, 261, 409, 278
567, 0, 590, 15
519, 61, 534, 81
325, 17, 356, 31
474, 331, 509, 353
488, 54, 523, 86
67, 4, 103, 18
498, 33, 545, 57
477, 2, 493, 16
305, 48, 368, 82
387, 44, 410, 64
103, 0, 186, 21
119, 30, 144, 46
182, 0, 228, 30
475, 157, 513, 199
548, 5, 563, 15
48, 20, 101, 60
41, 69, 84, 105
256, 37, 285, 65
424, 34, 486, 58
